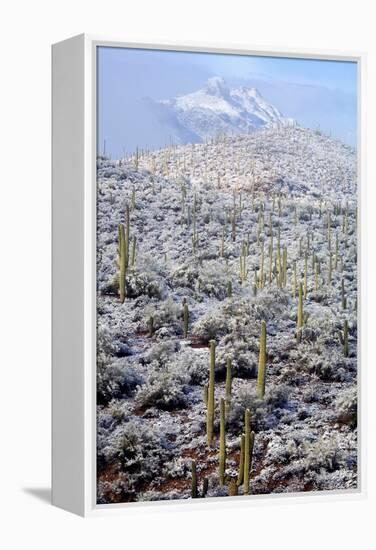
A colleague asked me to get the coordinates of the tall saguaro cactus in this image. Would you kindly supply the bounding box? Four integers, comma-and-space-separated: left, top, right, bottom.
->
118, 223, 126, 303
339, 320, 349, 357
257, 320, 267, 398
219, 398, 226, 485
237, 434, 245, 487
243, 409, 251, 495
183, 302, 189, 338
206, 340, 216, 447
191, 460, 198, 498
297, 282, 303, 342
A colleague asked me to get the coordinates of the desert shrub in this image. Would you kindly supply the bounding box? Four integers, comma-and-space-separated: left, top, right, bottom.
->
216, 343, 257, 379
197, 260, 232, 299
97, 359, 144, 405
135, 299, 183, 335
143, 339, 180, 366
174, 347, 208, 385
97, 324, 117, 357
126, 271, 163, 299
227, 384, 290, 433
97, 419, 173, 496
171, 262, 199, 290
289, 341, 352, 382
335, 386, 357, 428
192, 310, 230, 342
135, 368, 190, 410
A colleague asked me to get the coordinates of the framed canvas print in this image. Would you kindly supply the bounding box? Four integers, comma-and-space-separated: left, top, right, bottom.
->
52, 35, 365, 516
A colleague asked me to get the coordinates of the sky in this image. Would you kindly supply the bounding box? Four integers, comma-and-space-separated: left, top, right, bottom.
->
97, 46, 358, 158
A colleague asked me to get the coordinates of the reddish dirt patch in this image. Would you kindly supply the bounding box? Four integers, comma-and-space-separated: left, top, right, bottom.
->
188, 335, 209, 349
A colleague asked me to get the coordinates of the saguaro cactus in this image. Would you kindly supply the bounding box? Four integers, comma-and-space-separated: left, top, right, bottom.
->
125, 204, 130, 269
148, 315, 155, 337
118, 223, 126, 303
243, 409, 251, 495
206, 340, 216, 446
237, 434, 245, 487
131, 235, 137, 267
183, 302, 189, 338
341, 278, 347, 310
219, 398, 226, 485
292, 260, 297, 298
228, 479, 238, 497
225, 358, 232, 403
282, 247, 287, 288
227, 280, 232, 298
257, 320, 267, 398
191, 460, 198, 498
339, 320, 349, 357
297, 282, 304, 342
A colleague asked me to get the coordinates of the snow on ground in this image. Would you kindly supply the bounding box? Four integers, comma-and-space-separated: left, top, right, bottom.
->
96, 126, 357, 504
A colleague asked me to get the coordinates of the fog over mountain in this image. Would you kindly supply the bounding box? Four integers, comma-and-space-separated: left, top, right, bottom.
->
97, 47, 357, 157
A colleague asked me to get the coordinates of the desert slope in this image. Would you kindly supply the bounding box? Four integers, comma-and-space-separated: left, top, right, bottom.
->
96, 126, 357, 504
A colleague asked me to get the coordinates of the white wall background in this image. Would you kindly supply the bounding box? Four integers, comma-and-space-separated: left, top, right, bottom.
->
1, 1, 374, 548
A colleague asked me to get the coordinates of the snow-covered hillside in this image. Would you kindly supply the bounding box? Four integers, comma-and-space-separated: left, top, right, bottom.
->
96, 126, 357, 504
158, 77, 295, 142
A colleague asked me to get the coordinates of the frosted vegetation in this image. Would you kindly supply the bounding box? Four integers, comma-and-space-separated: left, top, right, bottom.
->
96, 126, 357, 504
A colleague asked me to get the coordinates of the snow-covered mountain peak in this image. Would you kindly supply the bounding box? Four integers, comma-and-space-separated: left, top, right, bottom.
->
205, 76, 229, 97
157, 77, 295, 141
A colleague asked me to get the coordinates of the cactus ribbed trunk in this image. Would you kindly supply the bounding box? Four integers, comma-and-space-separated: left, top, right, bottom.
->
225, 358, 232, 403
183, 303, 189, 338
343, 320, 349, 357
297, 282, 303, 342
131, 235, 136, 267
118, 223, 126, 303
243, 409, 251, 495
206, 340, 216, 447
237, 434, 245, 486
219, 398, 226, 485
191, 460, 198, 498
257, 320, 267, 398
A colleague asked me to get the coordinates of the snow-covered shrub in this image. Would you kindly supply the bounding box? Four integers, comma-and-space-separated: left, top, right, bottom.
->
97, 419, 173, 501
174, 347, 208, 385
171, 262, 199, 290
197, 260, 232, 299
216, 342, 257, 379
143, 339, 180, 366
227, 384, 290, 433
289, 341, 352, 382
135, 368, 190, 410
192, 309, 230, 342
335, 387, 357, 428
97, 359, 144, 405
125, 270, 163, 299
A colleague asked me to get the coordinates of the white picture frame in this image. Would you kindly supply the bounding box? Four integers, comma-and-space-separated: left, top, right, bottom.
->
52, 34, 366, 517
